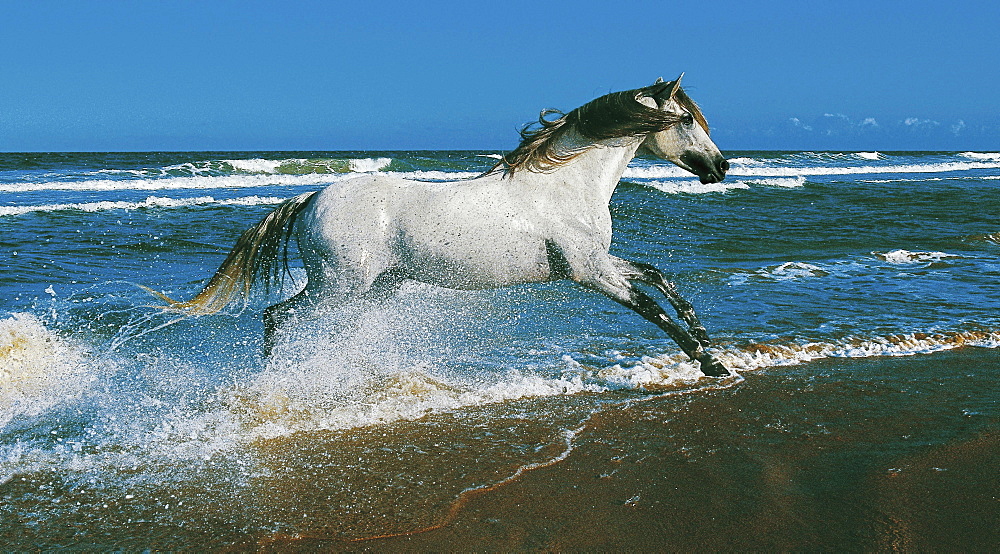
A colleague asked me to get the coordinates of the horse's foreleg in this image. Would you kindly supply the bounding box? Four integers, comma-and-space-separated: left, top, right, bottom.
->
611, 257, 713, 349
584, 273, 730, 377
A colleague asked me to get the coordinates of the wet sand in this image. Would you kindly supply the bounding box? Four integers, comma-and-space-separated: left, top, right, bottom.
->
271, 347, 999, 551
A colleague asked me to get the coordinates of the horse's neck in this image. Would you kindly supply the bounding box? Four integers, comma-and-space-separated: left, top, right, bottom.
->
515, 129, 642, 207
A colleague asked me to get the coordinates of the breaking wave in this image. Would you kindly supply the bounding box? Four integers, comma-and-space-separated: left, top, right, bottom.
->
0, 168, 480, 194
2, 307, 997, 486
0, 195, 285, 217
95, 157, 395, 178
203, 327, 1000, 441
599, 330, 1000, 390
0, 313, 95, 430
0, 173, 339, 193
643, 176, 805, 194
959, 152, 1000, 161
725, 156, 1000, 177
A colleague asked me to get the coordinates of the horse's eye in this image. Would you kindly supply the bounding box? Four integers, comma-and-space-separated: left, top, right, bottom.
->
682, 113, 695, 126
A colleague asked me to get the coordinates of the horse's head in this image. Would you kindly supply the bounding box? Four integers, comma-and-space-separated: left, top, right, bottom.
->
637, 75, 728, 184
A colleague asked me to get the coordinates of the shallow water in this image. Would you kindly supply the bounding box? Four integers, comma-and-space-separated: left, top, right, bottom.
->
1, 150, 998, 548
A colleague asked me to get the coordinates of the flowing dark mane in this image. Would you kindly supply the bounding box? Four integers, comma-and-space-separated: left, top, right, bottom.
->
492, 82, 709, 177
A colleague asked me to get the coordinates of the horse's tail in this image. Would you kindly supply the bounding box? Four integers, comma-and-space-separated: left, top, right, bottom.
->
149, 191, 318, 315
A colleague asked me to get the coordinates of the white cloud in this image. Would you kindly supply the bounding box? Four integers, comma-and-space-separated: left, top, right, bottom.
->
903, 117, 940, 127
789, 113, 879, 135
789, 117, 813, 131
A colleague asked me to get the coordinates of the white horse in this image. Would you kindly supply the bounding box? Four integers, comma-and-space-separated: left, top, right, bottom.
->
159, 75, 732, 376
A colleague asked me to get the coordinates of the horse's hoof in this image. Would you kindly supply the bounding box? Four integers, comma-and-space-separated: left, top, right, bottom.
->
700, 356, 731, 377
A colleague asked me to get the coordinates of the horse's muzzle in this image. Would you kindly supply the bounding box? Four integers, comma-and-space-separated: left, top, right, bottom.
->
686, 154, 729, 184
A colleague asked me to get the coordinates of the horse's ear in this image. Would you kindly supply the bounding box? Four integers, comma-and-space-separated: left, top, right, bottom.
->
655, 72, 684, 102
648, 77, 671, 99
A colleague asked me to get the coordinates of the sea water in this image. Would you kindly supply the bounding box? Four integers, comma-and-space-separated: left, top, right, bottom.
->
1, 151, 998, 547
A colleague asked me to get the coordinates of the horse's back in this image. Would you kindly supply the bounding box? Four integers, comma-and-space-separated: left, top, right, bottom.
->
297, 173, 556, 289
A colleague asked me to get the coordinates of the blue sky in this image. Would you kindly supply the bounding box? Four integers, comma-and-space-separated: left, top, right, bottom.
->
2, 0, 998, 152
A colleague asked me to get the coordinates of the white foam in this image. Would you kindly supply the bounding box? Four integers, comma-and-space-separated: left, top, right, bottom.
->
0, 313, 94, 430
874, 249, 961, 264
726, 160, 1000, 177
761, 262, 828, 281
224, 158, 288, 174
645, 180, 750, 194
223, 157, 391, 174
727, 261, 832, 286
746, 176, 807, 188
629, 155, 1000, 183
348, 157, 392, 173
227, 366, 601, 441
96, 168, 149, 177
642, 177, 803, 195
96, 158, 317, 177
161, 161, 220, 175
610, 330, 1000, 388
960, 152, 1000, 160
622, 165, 693, 179
596, 354, 705, 389
770, 261, 827, 279
218, 296, 605, 440
0, 195, 286, 217
217, 195, 287, 206
725, 331, 1000, 369
0, 173, 340, 193
726, 156, 767, 167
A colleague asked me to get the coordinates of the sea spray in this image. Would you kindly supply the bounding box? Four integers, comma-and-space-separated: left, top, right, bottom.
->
0, 313, 94, 429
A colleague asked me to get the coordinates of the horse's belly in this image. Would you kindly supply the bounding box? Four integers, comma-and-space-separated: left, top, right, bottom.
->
403, 238, 549, 290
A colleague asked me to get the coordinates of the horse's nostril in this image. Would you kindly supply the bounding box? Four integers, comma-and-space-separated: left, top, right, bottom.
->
719, 159, 730, 172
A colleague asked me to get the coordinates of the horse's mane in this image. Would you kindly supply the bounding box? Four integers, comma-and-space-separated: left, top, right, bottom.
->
491, 82, 709, 176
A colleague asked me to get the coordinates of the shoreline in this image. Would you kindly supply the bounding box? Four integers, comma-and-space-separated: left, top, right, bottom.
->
275, 347, 1000, 551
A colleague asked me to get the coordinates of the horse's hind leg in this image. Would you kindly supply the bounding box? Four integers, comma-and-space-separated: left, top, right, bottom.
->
262, 285, 324, 356
364, 267, 407, 301
261, 265, 405, 356
611, 257, 714, 349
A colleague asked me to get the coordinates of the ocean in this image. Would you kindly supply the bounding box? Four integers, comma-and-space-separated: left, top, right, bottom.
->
1, 150, 998, 549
